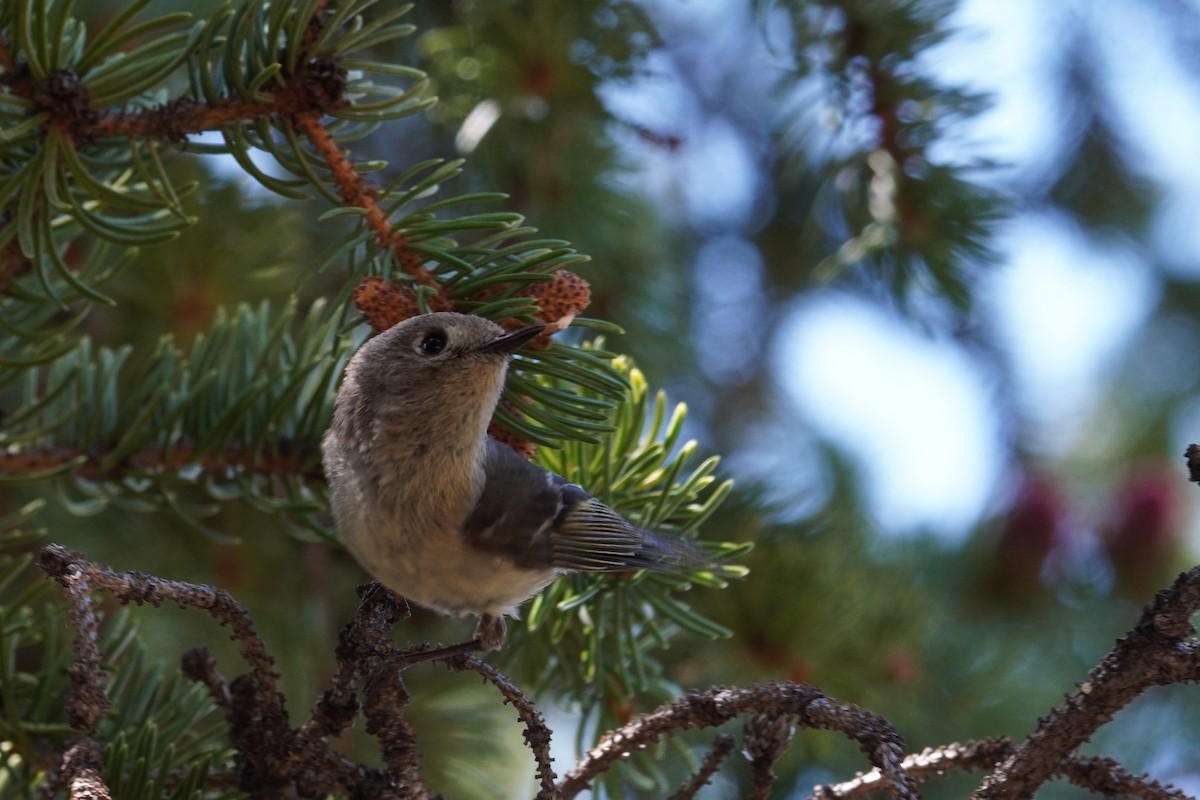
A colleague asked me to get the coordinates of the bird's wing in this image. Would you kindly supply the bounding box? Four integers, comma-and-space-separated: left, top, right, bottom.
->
549, 488, 681, 571
462, 438, 709, 573
459, 438, 560, 570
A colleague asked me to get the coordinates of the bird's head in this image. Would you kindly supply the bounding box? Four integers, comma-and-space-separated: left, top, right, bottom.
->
344, 312, 544, 411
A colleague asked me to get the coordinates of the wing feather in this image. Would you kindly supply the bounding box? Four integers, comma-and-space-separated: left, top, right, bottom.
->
462, 438, 712, 574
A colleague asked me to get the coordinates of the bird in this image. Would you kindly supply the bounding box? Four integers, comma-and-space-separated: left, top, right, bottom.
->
321, 311, 713, 650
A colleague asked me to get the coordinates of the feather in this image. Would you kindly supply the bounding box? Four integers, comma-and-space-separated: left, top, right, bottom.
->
461, 438, 711, 574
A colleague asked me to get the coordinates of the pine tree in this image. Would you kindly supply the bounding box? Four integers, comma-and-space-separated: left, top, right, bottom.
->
3, 1, 1200, 799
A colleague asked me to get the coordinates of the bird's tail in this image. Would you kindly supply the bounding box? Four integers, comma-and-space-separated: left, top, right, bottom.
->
637, 528, 737, 577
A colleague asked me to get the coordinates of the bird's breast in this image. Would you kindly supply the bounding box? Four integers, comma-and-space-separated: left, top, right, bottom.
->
345, 510, 557, 616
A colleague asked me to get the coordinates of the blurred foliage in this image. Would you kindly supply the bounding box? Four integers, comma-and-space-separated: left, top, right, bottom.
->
0, 502, 234, 799
3, 0, 1200, 798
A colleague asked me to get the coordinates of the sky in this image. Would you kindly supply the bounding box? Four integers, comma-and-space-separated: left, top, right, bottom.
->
799, 0, 1192, 537
613, 0, 1199, 539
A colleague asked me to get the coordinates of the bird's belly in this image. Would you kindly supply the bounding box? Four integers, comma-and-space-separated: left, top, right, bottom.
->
345, 521, 556, 617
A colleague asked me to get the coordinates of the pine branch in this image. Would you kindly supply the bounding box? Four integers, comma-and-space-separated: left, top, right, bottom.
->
667, 734, 734, 800
0, 0, 631, 447
443, 656, 558, 800
0, 2, 749, 789
769, 0, 1005, 308
28, 539, 1200, 799
812, 738, 1193, 800
0, 300, 343, 533
971, 563, 1200, 800
558, 683, 918, 800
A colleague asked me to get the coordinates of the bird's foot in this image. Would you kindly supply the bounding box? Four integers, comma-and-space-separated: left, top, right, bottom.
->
473, 613, 506, 651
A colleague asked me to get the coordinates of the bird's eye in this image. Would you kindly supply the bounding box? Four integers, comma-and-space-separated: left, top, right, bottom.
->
419, 330, 447, 355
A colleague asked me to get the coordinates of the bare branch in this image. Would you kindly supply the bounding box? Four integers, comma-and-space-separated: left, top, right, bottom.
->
817, 738, 1193, 800
668, 734, 735, 800
1059, 754, 1194, 800
1184, 444, 1200, 486
305, 582, 430, 798
42, 541, 1200, 800
972, 564, 1200, 800
558, 683, 916, 800
37, 544, 284, 711
744, 712, 797, 800
36, 545, 113, 797
443, 655, 558, 800
814, 738, 1014, 799
180, 646, 231, 709
41, 550, 109, 733
60, 737, 111, 800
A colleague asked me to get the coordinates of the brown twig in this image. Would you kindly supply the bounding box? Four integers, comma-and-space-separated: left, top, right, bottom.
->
1059, 754, 1193, 800
60, 738, 111, 800
180, 646, 231, 709
1184, 444, 1200, 486
39, 548, 113, 798
558, 683, 916, 800
37, 544, 283, 707
668, 734, 734, 800
814, 738, 1192, 800
39, 550, 420, 798
815, 738, 1013, 799
306, 582, 430, 798
49, 553, 109, 733
444, 655, 558, 800
27, 46, 349, 144
971, 563, 1200, 800
300, 584, 398, 741
744, 712, 797, 800
294, 112, 442, 293
36, 544, 305, 798
362, 654, 429, 799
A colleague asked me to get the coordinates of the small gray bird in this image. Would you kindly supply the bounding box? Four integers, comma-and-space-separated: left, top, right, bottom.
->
322, 311, 710, 650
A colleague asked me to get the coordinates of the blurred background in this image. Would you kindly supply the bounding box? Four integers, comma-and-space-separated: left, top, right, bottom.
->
24, 0, 1200, 797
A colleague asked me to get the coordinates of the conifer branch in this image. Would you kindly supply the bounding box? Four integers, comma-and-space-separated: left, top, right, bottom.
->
59, 737, 111, 800
0, 442, 322, 481
25, 68, 352, 146
971, 564, 1200, 800
557, 684, 917, 800
444, 655, 558, 800
36, 544, 284, 712
779, 0, 1002, 304
813, 738, 1192, 800
744, 712, 796, 800
293, 110, 444, 294
668, 734, 734, 800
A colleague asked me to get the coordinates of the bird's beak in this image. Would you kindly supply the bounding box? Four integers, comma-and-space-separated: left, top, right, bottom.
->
476, 324, 546, 355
